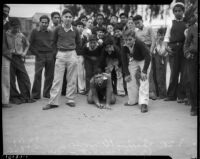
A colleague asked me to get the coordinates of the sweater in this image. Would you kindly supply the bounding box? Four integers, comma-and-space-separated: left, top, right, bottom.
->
121, 39, 151, 76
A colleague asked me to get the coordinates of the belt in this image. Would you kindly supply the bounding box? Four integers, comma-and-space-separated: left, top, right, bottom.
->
58, 48, 75, 52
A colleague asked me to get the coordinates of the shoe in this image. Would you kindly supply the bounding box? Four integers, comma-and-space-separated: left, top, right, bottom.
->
124, 102, 138, 106
10, 98, 23, 105
149, 92, 157, 100
26, 98, 36, 103
2, 104, 12, 108
43, 96, 50, 99
79, 91, 88, 95
190, 110, 197, 116
33, 97, 41, 100
66, 102, 76, 107
118, 94, 126, 97
141, 104, 148, 113
164, 97, 176, 101
177, 98, 185, 103
42, 104, 58, 110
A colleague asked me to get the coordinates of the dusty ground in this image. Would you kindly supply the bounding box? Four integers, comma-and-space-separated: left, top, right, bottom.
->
2, 58, 197, 158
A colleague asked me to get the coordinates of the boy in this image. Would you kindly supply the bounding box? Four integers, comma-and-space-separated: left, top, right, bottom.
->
133, 14, 157, 100
87, 72, 116, 110
164, 2, 187, 102
43, 9, 81, 110
50, 11, 61, 31
121, 30, 151, 113
6, 17, 35, 104
29, 15, 56, 100
81, 34, 103, 95
92, 13, 106, 34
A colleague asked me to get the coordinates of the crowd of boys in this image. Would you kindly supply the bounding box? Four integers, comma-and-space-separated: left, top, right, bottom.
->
2, 2, 198, 116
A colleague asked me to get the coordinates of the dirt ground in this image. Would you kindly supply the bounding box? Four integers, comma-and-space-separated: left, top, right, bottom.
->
2, 58, 197, 158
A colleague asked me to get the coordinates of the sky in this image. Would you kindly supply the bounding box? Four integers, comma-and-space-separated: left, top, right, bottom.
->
8, 4, 61, 17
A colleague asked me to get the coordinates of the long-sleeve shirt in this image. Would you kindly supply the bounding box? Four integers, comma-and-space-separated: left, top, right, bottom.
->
29, 28, 55, 55
184, 23, 198, 56
121, 39, 151, 76
53, 24, 81, 53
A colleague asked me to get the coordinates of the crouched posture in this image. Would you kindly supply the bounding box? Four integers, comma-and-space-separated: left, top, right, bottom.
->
87, 73, 116, 109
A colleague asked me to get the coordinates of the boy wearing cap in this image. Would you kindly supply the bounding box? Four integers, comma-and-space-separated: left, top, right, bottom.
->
92, 13, 106, 34
44, 9, 81, 110
164, 2, 187, 102
81, 34, 103, 95
5, 17, 35, 104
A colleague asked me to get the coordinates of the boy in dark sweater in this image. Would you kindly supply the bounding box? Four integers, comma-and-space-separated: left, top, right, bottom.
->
121, 30, 151, 113
81, 34, 103, 94
164, 2, 187, 102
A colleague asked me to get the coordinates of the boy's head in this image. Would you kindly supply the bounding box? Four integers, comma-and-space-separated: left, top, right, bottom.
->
104, 37, 114, 54
110, 15, 118, 24
172, 2, 185, 20
96, 27, 106, 39
88, 34, 98, 50
96, 13, 104, 26
157, 27, 167, 41
3, 4, 10, 19
86, 18, 93, 29
184, 6, 197, 26
79, 15, 88, 27
133, 15, 143, 30
127, 17, 135, 30
114, 24, 123, 38
106, 23, 114, 34
51, 11, 61, 26
39, 15, 50, 30
9, 17, 21, 34
123, 29, 136, 47
62, 9, 73, 26
119, 13, 128, 25
75, 21, 84, 34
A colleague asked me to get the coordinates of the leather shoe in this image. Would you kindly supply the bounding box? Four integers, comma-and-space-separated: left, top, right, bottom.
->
149, 92, 157, 100
177, 98, 185, 103
164, 97, 176, 101
124, 102, 138, 106
190, 110, 197, 116
43, 104, 58, 110
141, 104, 148, 113
2, 104, 12, 108
66, 102, 76, 107
26, 98, 36, 103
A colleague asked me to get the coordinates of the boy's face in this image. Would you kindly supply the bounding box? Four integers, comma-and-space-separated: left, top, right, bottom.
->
81, 18, 87, 26
97, 31, 104, 39
107, 25, 114, 33
87, 19, 93, 28
52, 14, 60, 26
97, 15, 104, 25
157, 33, 164, 41
173, 6, 184, 20
40, 18, 49, 30
127, 19, 135, 30
114, 29, 122, 38
105, 44, 114, 54
3, 6, 10, 19
77, 24, 84, 33
120, 15, 127, 24
11, 26, 20, 34
110, 16, 118, 24
89, 40, 97, 49
125, 35, 135, 47
62, 12, 73, 26
134, 20, 143, 29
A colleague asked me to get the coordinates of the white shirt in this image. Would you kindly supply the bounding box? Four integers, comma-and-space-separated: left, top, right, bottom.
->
62, 24, 73, 32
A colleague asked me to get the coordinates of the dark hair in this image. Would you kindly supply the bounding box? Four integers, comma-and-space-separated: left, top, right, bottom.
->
97, 13, 104, 19
39, 15, 50, 23
89, 34, 97, 42
106, 23, 114, 28
133, 15, 143, 21
114, 24, 123, 31
104, 36, 114, 46
62, 9, 73, 16
96, 26, 106, 33
157, 27, 167, 35
75, 20, 84, 27
51, 11, 60, 19
119, 13, 128, 18
173, 4, 185, 12
3, 4, 10, 9
9, 17, 21, 27
111, 14, 118, 20
79, 15, 88, 21
123, 29, 136, 38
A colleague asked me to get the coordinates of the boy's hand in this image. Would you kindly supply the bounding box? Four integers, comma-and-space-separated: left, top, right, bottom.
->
125, 75, 132, 83
141, 72, 147, 81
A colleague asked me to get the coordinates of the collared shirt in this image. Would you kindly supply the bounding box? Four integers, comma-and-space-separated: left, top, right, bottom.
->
164, 18, 184, 42
135, 25, 155, 46
62, 23, 73, 32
